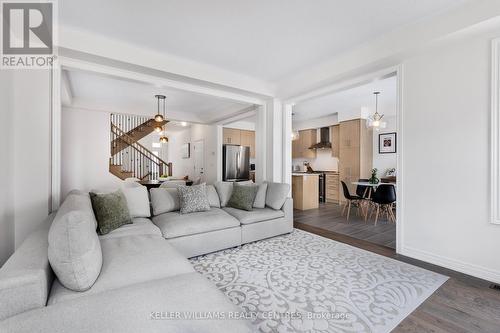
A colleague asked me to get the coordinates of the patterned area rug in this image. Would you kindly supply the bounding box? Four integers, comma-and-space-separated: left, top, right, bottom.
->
190, 229, 447, 333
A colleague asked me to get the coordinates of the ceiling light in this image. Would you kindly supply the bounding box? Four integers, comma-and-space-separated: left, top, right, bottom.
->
154, 94, 166, 122
159, 136, 168, 143
154, 125, 162, 133
180, 121, 188, 127
367, 91, 387, 131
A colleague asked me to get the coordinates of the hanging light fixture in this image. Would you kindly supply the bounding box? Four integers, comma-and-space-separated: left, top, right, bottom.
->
154, 94, 166, 122
367, 91, 386, 131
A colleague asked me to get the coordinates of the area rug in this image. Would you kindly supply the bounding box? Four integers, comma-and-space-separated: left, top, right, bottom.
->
190, 229, 448, 333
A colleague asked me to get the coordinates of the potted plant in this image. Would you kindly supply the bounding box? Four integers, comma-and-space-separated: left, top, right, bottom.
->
369, 168, 379, 184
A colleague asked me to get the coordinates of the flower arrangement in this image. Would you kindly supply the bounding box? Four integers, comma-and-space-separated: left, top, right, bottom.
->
369, 168, 379, 184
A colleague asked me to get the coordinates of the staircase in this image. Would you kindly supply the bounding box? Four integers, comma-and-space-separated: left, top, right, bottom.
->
109, 114, 172, 181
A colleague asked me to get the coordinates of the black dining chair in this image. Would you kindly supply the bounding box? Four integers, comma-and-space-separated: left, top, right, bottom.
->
355, 178, 371, 220
369, 184, 396, 225
341, 181, 363, 222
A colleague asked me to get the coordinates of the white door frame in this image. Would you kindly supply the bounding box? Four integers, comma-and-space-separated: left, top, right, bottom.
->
282, 65, 404, 254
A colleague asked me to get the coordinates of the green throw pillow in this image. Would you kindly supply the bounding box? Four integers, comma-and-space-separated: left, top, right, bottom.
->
89, 190, 132, 235
227, 183, 258, 211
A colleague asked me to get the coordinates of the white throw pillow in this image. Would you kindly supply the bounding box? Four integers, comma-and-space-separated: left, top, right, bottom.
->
206, 184, 221, 208
120, 182, 151, 218
48, 193, 102, 292
150, 188, 180, 215
265, 182, 290, 210
252, 183, 268, 209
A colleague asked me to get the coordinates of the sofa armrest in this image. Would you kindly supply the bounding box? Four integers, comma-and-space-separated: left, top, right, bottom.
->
0, 214, 55, 320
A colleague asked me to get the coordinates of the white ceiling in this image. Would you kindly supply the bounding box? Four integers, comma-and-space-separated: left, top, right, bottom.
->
292, 75, 397, 122
64, 70, 252, 123
60, 0, 467, 83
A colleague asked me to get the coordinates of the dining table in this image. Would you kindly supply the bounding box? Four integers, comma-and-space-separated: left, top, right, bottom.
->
351, 181, 396, 221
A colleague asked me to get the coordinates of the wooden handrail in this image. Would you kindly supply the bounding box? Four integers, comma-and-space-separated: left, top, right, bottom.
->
111, 123, 169, 166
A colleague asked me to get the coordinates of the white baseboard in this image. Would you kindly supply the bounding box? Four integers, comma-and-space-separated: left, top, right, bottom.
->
401, 246, 500, 284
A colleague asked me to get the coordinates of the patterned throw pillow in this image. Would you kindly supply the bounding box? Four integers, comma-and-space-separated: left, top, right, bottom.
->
227, 183, 259, 211
177, 184, 211, 214
89, 190, 132, 235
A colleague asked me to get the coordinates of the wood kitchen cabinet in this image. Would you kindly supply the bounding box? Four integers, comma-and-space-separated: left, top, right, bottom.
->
292, 129, 317, 159
338, 119, 372, 202
292, 174, 319, 210
240, 130, 255, 158
223, 128, 241, 145
325, 172, 339, 203
330, 125, 339, 158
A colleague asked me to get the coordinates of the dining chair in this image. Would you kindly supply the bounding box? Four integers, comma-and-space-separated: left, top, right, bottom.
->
341, 181, 363, 222
355, 178, 371, 220
369, 184, 396, 225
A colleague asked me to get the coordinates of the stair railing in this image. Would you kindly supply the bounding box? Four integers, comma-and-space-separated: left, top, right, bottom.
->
110, 123, 172, 180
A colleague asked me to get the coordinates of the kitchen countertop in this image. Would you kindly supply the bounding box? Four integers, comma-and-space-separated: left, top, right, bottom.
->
292, 173, 320, 176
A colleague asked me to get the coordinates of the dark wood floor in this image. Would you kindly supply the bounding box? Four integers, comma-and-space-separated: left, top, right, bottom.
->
295, 222, 500, 333
294, 202, 396, 248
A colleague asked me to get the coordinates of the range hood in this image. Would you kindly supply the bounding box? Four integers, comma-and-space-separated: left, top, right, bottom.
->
309, 127, 332, 150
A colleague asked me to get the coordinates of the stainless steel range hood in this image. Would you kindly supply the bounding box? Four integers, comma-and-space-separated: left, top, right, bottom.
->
309, 127, 332, 150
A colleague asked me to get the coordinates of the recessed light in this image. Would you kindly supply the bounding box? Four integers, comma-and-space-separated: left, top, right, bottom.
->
180, 121, 188, 127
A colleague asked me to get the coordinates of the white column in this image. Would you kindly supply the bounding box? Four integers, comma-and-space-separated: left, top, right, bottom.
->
282, 104, 293, 186
255, 105, 267, 183
265, 98, 283, 182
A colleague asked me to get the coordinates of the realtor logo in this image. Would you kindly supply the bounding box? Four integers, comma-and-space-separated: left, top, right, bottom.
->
1, 1, 56, 68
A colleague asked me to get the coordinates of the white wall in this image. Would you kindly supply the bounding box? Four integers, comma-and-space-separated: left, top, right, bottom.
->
401, 29, 500, 283
292, 114, 338, 131
12, 70, 51, 248
61, 107, 122, 196
0, 71, 15, 265
372, 115, 397, 176
167, 124, 219, 184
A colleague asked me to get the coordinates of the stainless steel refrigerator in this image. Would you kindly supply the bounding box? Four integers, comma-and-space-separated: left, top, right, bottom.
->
223, 145, 250, 182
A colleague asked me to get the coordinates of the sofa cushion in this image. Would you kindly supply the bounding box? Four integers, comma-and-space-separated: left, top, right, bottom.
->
150, 188, 180, 215
152, 208, 240, 239
214, 181, 253, 207
265, 182, 290, 210
48, 194, 102, 292
223, 207, 285, 225
206, 184, 221, 208
98, 218, 162, 240
177, 184, 210, 214
5, 273, 254, 333
227, 183, 258, 211
48, 235, 194, 305
121, 182, 151, 218
90, 190, 132, 235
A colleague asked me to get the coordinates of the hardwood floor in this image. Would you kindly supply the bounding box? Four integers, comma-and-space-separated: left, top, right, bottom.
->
294, 222, 500, 332
294, 202, 396, 248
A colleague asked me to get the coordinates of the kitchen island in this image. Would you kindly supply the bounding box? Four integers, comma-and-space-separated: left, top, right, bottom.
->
292, 173, 319, 210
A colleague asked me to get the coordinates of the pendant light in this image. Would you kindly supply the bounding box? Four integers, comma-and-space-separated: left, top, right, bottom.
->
154, 95, 166, 122
367, 91, 386, 131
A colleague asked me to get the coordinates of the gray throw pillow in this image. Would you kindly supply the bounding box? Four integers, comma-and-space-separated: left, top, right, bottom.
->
227, 183, 259, 211
150, 188, 180, 215
89, 190, 132, 235
252, 182, 268, 208
177, 184, 211, 214
206, 184, 221, 208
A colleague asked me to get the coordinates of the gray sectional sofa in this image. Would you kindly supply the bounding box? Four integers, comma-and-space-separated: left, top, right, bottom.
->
0, 181, 293, 332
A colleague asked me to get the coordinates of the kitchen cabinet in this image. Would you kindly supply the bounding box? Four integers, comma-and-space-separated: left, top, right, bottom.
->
330, 125, 339, 158
325, 172, 339, 203
240, 130, 255, 158
223, 128, 241, 145
338, 119, 372, 203
292, 129, 317, 159
292, 174, 319, 210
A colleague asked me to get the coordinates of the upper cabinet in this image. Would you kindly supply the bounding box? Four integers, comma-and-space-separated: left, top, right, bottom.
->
330, 125, 339, 158
223, 128, 241, 145
292, 129, 317, 159
223, 128, 255, 158
240, 130, 255, 158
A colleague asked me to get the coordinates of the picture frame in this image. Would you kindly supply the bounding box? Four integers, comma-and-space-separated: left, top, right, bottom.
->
379, 132, 397, 154
181, 143, 190, 159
